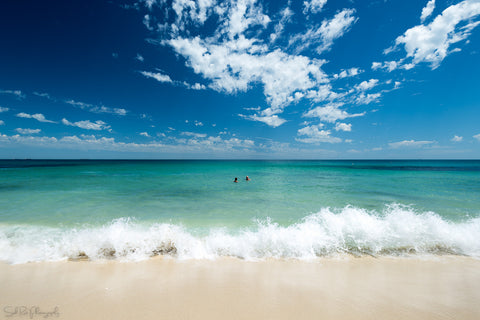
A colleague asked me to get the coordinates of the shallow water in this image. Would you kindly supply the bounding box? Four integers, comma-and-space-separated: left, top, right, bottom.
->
1, 160, 479, 263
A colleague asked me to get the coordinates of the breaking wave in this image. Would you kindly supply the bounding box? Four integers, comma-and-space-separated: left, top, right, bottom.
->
1, 205, 479, 264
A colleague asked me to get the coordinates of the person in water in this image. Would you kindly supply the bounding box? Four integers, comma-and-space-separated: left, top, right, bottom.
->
234, 177, 238, 183
246, 176, 251, 181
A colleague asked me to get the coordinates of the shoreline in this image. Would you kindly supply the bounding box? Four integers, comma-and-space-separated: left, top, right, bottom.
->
1, 256, 479, 320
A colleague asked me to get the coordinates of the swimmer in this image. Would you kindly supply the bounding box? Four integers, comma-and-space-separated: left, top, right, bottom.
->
234, 177, 238, 183
246, 176, 251, 181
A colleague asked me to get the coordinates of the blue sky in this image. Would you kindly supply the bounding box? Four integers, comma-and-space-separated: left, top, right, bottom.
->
0, 0, 479, 159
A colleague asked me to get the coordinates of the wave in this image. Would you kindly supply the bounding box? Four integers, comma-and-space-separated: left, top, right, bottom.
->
1, 205, 479, 264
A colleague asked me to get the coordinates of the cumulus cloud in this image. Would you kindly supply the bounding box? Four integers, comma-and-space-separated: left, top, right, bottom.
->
15, 128, 41, 135
16, 112, 56, 123
333, 68, 361, 79
244, 113, 287, 128
334, 122, 351, 132
386, 0, 480, 69
296, 125, 342, 144
62, 118, 111, 131
388, 140, 435, 149
420, 0, 436, 23
304, 103, 365, 123
303, 0, 328, 15
451, 135, 463, 142
355, 92, 381, 105
355, 79, 379, 91
140, 0, 366, 127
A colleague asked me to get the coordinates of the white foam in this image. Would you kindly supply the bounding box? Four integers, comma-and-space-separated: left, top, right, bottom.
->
1, 205, 479, 264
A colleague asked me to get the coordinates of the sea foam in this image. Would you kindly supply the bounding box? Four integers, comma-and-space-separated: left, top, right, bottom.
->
1, 205, 479, 264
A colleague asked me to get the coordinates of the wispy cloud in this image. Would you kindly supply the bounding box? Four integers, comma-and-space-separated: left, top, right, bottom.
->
15, 128, 41, 135
0, 89, 25, 99
140, 71, 173, 83
62, 118, 111, 130
16, 112, 56, 123
290, 8, 358, 54
0, 107, 9, 113
451, 135, 463, 142
65, 100, 128, 116
388, 140, 435, 149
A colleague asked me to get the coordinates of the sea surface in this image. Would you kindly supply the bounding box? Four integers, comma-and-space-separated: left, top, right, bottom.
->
0, 160, 479, 263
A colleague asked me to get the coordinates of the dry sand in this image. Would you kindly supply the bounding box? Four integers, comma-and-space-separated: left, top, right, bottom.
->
1, 257, 479, 320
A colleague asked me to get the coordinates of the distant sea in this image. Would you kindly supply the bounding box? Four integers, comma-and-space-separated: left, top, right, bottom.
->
1, 160, 479, 263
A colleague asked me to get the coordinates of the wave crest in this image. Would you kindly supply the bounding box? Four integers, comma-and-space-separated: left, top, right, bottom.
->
1, 205, 479, 264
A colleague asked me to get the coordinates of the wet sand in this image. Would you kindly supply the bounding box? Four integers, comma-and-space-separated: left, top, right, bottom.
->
1, 257, 479, 320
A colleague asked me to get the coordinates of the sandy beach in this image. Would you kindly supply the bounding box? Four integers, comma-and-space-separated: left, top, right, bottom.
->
1, 256, 479, 320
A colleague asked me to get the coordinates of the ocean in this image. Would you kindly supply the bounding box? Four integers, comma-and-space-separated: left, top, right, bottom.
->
1, 160, 479, 263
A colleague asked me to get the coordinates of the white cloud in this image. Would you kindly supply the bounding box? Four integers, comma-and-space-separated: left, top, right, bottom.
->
387, 0, 480, 69
0, 107, 9, 113
371, 60, 399, 72
33, 92, 56, 101
474, 133, 480, 141
169, 37, 329, 110
15, 128, 41, 135
244, 114, 287, 128
451, 135, 463, 142
16, 112, 56, 123
333, 68, 361, 79
303, 0, 327, 15
270, 6, 293, 43
296, 125, 342, 144
304, 103, 365, 123
420, 0, 436, 23
184, 82, 207, 90
355, 92, 381, 105
65, 100, 128, 116
140, 132, 150, 137
388, 140, 435, 149
141, 1, 378, 128
181, 131, 207, 138
0, 120, 4, 125
335, 122, 352, 132
0, 89, 25, 99
140, 71, 173, 83
289, 8, 358, 54
355, 79, 379, 91
62, 118, 110, 131
194, 120, 203, 126
136, 53, 145, 62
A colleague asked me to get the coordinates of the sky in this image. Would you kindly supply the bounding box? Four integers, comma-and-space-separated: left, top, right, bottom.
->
0, 0, 479, 159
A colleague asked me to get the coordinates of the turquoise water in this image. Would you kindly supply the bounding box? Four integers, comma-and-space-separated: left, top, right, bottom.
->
1, 160, 480, 263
